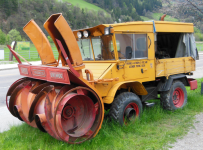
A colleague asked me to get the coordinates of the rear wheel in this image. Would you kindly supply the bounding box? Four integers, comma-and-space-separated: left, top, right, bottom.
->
160, 81, 187, 110
109, 92, 142, 125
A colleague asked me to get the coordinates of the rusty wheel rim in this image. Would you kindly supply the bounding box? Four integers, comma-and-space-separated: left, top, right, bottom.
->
173, 87, 184, 108
123, 102, 139, 124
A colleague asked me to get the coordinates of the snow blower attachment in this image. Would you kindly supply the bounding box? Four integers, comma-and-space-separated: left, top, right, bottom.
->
6, 14, 104, 144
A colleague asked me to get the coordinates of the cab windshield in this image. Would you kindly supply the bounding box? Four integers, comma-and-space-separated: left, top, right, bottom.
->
77, 35, 115, 61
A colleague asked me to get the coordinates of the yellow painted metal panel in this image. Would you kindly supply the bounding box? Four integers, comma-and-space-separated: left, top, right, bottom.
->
113, 24, 154, 33
102, 81, 148, 104
82, 63, 112, 79
23, 20, 56, 65
73, 24, 107, 38
155, 21, 194, 33
156, 57, 195, 77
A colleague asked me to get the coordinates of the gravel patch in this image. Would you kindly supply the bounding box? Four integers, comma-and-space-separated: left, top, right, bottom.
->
169, 113, 203, 150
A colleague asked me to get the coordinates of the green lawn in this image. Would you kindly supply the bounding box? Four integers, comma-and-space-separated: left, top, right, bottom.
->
140, 16, 151, 21
140, 13, 179, 22
196, 43, 203, 51
2, 43, 59, 62
152, 13, 179, 22
0, 78, 203, 150
61, 0, 107, 13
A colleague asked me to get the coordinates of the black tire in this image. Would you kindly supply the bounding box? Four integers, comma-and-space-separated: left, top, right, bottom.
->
109, 92, 142, 125
160, 81, 187, 110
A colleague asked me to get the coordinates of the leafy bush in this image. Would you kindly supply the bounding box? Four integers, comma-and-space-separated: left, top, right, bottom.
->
194, 27, 203, 41
0, 29, 6, 45
194, 33, 203, 41
7, 29, 22, 44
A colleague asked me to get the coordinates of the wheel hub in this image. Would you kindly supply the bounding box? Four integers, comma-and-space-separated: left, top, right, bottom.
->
124, 108, 136, 120
172, 87, 184, 107
63, 105, 75, 119
123, 102, 139, 124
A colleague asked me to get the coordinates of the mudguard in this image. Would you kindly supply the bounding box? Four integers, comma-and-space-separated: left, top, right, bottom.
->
157, 74, 190, 92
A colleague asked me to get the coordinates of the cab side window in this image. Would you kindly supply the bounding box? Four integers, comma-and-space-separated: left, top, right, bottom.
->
115, 34, 148, 59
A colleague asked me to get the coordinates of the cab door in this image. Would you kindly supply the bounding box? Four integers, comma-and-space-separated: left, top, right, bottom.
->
115, 33, 155, 82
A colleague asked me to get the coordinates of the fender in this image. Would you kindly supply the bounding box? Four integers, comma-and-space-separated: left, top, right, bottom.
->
157, 74, 190, 92
103, 81, 148, 104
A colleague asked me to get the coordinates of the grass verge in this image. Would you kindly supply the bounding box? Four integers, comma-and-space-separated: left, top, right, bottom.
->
140, 16, 151, 21
152, 13, 179, 22
62, 0, 107, 14
140, 13, 178, 22
0, 78, 203, 149
141, 13, 179, 22
2, 43, 58, 62
196, 43, 203, 51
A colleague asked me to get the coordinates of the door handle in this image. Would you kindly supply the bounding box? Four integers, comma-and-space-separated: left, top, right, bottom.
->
141, 68, 148, 73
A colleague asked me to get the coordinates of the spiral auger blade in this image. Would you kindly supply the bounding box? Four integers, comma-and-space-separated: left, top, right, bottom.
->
6, 78, 44, 126
6, 78, 103, 144
6, 78, 29, 113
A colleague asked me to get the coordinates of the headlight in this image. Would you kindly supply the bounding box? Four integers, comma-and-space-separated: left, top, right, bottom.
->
104, 27, 110, 35
77, 31, 83, 38
83, 30, 90, 38
104, 26, 114, 35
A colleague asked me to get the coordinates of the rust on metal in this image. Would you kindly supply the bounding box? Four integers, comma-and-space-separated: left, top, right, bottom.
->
161, 14, 167, 21
6, 77, 103, 144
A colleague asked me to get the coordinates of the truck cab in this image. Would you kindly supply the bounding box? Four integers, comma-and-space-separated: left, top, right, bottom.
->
73, 21, 198, 106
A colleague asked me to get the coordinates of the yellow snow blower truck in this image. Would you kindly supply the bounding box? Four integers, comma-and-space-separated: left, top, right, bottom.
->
6, 14, 198, 144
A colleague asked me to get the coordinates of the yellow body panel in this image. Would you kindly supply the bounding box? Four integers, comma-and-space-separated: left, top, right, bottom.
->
73, 21, 194, 36
156, 57, 195, 77
155, 21, 194, 33
82, 63, 112, 79
103, 81, 148, 104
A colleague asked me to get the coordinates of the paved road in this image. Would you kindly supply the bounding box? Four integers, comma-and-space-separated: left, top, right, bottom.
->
0, 69, 21, 107
197, 54, 203, 68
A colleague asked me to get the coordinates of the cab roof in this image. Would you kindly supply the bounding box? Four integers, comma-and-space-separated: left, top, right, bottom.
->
73, 21, 194, 38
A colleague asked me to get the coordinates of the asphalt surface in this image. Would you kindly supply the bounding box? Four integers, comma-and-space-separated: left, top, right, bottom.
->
197, 54, 203, 68
0, 69, 21, 107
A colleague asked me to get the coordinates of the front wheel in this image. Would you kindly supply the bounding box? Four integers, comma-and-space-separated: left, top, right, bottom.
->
109, 92, 142, 125
160, 81, 187, 110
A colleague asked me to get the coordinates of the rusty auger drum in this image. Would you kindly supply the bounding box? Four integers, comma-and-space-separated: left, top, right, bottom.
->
6, 78, 103, 144
6, 14, 104, 144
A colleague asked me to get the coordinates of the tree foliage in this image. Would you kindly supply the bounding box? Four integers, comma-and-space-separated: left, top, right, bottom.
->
85, 0, 162, 21
0, 0, 162, 41
7, 29, 22, 44
0, 0, 18, 19
0, 29, 6, 45
0, 0, 114, 40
